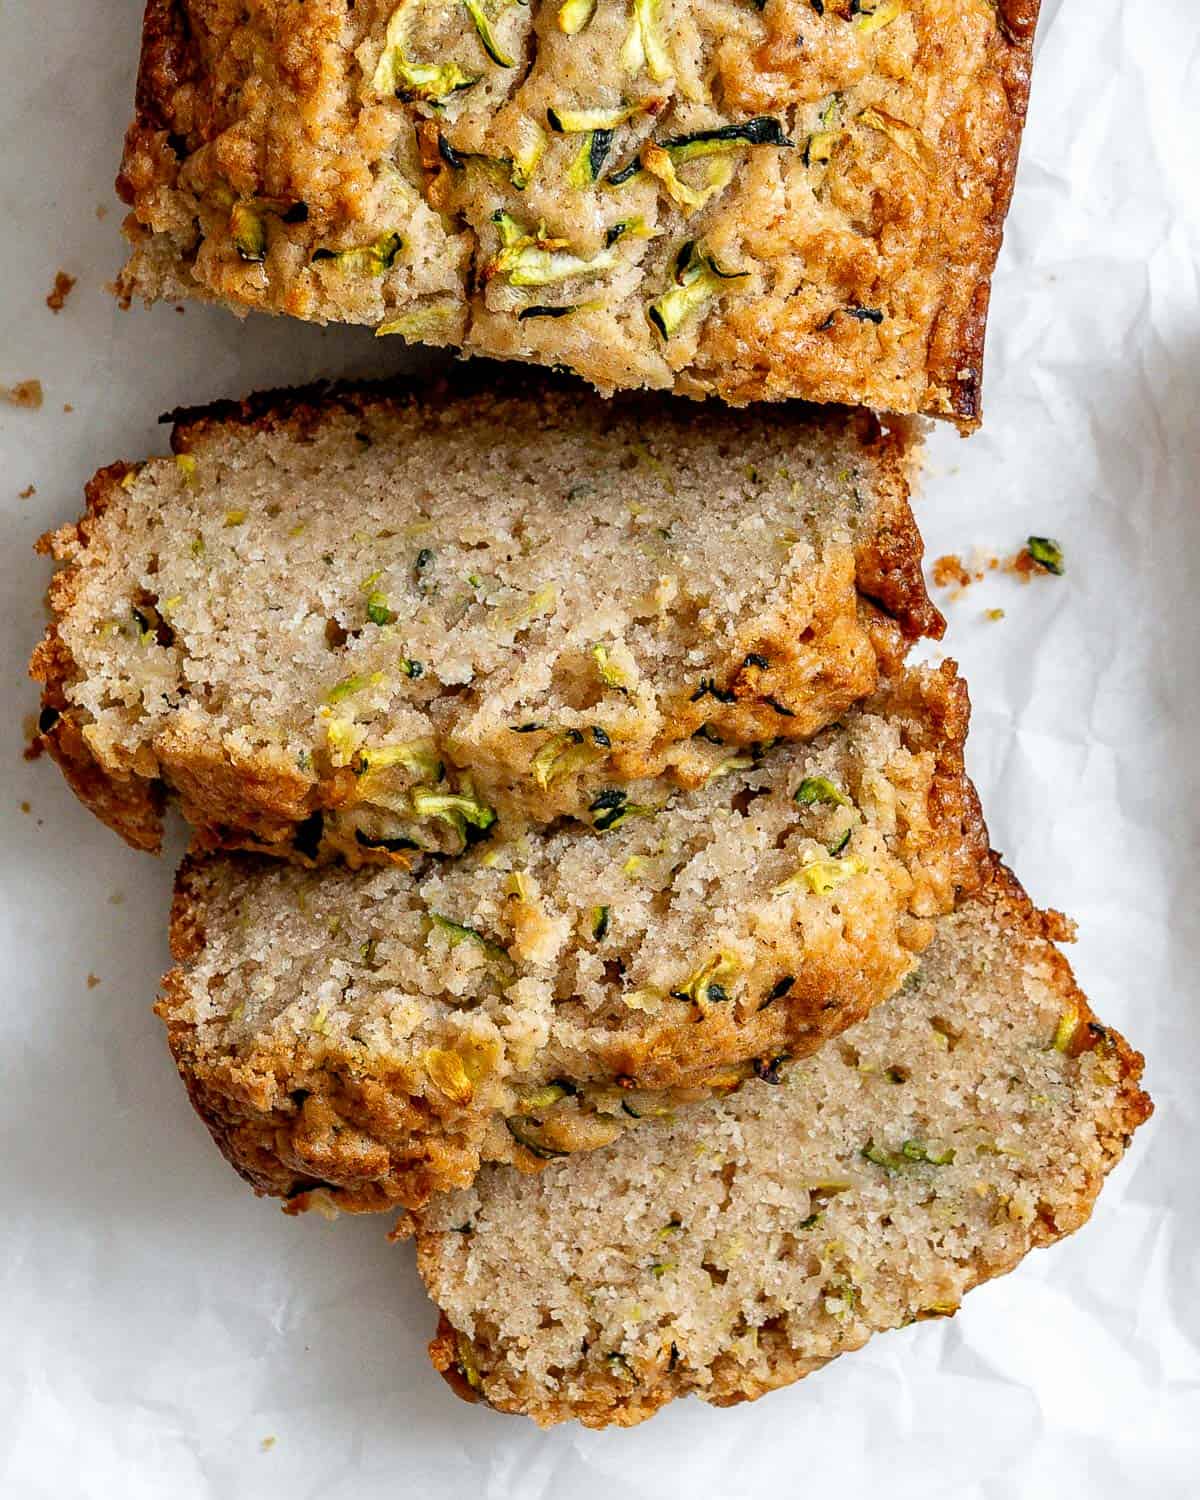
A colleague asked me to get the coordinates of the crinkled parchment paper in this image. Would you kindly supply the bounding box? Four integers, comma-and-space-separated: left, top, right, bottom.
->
1, 2, 1196, 1495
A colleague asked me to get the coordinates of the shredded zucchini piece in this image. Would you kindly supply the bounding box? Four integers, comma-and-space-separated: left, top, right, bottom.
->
530, 728, 607, 789
620, 0, 671, 81
487, 212, 620, 286
1027, 536, 1065, 575
854, 0, 902, 34
591, 642, 630, 691
463, 0, 517, 66
423, 1047, 475, 1105
377, 302, 460, 341
648, 240, 748, 337
1053, 1005, 1079, 1052
659, 116, 792, 161
312, 232, 403, 274
641, 144, 732, 211
773, 853, 868, 896
863, 1138, 955, 1171
588, 788, 655, 831
857, 105, 922, 162
567, 130, 615, 188
492, 581, 558, 629
548, 102, 648, 133
557, 0, 597, 31
429, 913, 513, 968
411, 785, 498, 835
230, 203, 266, 262
670, 951, 739, 1006
795, 776, 852, 808
510, 125, 546, 188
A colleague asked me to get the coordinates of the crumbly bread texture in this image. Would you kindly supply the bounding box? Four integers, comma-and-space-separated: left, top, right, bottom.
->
30, 375, 939, 861
158, 663, 986, 1213
407, 859, 1151, 1428
116, 0, 1039, 424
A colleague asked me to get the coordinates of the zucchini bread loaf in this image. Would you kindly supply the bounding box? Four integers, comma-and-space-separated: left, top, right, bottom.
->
158, 663, 986, 1212
406, 858, 1151, 1427
116, 0, 1039, 423
31, 375, 939, 862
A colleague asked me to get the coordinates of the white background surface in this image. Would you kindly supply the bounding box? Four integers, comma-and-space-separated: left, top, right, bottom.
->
1, 2, 1196, 1495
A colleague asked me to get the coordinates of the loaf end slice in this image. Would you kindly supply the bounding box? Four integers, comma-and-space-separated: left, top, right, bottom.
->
408, 858, 1151, 1427
116, 1, 1039, 423
157, 663, 985, 1213
31, 374, 937, 859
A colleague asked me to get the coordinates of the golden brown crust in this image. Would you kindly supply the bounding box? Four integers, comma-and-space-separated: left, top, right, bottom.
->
30, 374, 939, 858
30, 463, 167, 852
116, 3, 1040, 424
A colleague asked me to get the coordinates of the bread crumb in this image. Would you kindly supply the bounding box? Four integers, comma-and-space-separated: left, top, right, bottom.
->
87, 973, 101, 989
20, 801, 30, 814
175, 305, 186, 315
985, 608, 1005, 622
1, 380, 43, 409
932, 555, 972, 590
108, 890, 126, 906
260, 1436, 276, 1453
46, 271, 76, 313
18, 484, 36, 499
63, 403, 74, 414
95, 203, 109, 220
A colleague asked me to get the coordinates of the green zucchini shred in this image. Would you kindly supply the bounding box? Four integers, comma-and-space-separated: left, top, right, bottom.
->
648, 240, 748, 338
430, 912, 512, 967
360, 741, 444, 783
1027, 536, 1065, 575
557, 0, 597, 31
517, 303, 579, 320
530, 728, 608, 789
548, 102, 646, 133
591, 642, 630, 690
463, 0, 517, 66
670, 951, 738, 1006
489, 211, 619, 287
795, 775, 852, 808
312, 232, 403, 274
620, 0, 671, 81
411, 785, 497, 836
365, 591, 394, 626
567, 129, 615, 188
862, 1138, 955, 1172
230, 203, 267, 262
659, 116, 793, 161
506, 1116, 570, 1159
376, 301, 460, 342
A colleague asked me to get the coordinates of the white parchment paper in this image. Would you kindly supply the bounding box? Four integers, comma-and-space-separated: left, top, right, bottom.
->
1, 2, 1196, 1494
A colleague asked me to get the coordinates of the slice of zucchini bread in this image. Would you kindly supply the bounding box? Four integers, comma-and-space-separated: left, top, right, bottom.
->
407, 858, 1151, 1428
157, 663, 986, 1213
30, 374, 939, 862
115, 0, 1040, 424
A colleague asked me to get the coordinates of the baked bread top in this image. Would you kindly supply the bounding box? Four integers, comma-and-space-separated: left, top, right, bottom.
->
157, 663, 985, 1213
406, 858, 1151, 1427
116, 0, 1039, 422
31, 374, 937, 860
